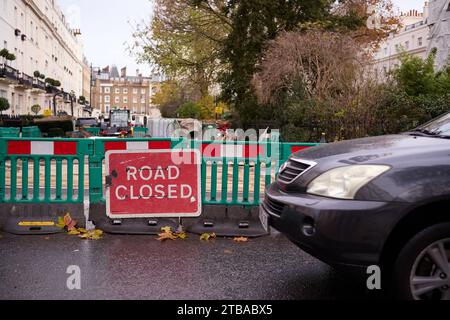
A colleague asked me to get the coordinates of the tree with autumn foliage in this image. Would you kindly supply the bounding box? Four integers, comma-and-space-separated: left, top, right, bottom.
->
131, 0, 229, 97
132, 0, 399, 127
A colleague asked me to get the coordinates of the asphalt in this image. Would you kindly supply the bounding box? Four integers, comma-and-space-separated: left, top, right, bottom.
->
0, 231, 369, 300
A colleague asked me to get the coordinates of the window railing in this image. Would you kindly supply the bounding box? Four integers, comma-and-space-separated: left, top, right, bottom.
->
0, 64, 19, 80
19, 73, 34, 87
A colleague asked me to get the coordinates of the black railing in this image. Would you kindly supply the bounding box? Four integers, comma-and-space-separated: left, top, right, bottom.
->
0, 64, 19, 81
32, 78, 47, 90
45, 85, 59, 94
19, 72, 34, 88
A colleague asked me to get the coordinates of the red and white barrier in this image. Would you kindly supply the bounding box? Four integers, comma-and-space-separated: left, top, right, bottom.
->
201, 143, 266, 159
104, 140, 172, 153
7, 141, 77, 155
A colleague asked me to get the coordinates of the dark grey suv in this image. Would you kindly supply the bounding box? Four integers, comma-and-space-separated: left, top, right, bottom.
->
262, 112, 450, 300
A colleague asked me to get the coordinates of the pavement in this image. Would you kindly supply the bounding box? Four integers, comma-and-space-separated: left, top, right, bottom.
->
0, 231, 370, 300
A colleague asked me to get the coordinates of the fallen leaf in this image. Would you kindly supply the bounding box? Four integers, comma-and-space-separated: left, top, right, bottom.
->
157, 231, 177, 241
234, 237, 249, 243
63, 213, 77, 231
174, 232, 188, 240
224, 249, 233, 254
200, 233, 217, 241
68, 230, 81, 235
79, 229, 103, 240
55, 217, 65, 229
161, 226, 172, 233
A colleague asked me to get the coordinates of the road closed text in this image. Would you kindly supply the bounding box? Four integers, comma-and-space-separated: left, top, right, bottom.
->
114, 165, 194, 201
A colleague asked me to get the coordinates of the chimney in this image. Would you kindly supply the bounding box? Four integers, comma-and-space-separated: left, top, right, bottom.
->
121, 67, 127, 78
423, 1, 429, 19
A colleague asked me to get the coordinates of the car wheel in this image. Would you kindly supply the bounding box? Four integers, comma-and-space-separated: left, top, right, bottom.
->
393, 222, 450, 300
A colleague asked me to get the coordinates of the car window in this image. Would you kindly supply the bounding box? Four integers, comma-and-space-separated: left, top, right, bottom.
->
416, 112, 450, 137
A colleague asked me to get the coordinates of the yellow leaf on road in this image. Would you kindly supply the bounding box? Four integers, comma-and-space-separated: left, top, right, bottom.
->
79, 229, 103, 240
234, 237, 249, 243
55, 217, 65, 229
200, 233, 217, 241
174, 232, 188, 240
161, 226, 172, 233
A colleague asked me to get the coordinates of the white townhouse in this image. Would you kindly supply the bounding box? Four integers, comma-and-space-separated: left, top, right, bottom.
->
0, 0, 89, 116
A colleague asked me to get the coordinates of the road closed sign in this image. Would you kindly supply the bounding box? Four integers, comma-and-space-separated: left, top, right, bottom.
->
105, 150, 202, 218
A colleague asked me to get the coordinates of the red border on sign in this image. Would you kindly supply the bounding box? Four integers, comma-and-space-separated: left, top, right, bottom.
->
105, 149, 202, 218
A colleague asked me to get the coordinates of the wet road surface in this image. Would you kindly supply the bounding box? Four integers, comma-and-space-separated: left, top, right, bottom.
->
0, 231, 369, 300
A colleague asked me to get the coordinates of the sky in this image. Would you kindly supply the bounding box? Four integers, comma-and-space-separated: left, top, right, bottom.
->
59, 0, 154, 76
58, 0, 427, 76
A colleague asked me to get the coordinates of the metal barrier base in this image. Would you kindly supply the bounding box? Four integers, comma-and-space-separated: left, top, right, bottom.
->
0, 203, 86, 235
183, 205, 269, 238
89, 204, 179, 235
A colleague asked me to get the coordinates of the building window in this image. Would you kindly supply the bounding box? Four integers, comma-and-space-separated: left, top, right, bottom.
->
123, 97, 128, 103
115, 88, 120, 94
133, 88, 138, 94
115, 97, 120, 103
133, 97, 138, 104
123, 88, 128, 94
105, 105, 110, 113
104, 96, 110, 103
104, 87, 111, 94
141, 89, 146, 94
418, 37, 423, 46
405, 41, 409, 50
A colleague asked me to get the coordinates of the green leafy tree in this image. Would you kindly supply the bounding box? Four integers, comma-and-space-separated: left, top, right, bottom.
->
394, 52, 438, 97
153, 80, 187, 117
176, 101, 202, 118
0, 97, 10, 115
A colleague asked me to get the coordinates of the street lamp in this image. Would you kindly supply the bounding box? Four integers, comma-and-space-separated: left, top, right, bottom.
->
53, 91, 63, 116
70, 90, 75, 117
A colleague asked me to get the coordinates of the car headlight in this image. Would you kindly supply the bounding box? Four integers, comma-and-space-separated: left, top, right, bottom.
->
307, 165, 390, 200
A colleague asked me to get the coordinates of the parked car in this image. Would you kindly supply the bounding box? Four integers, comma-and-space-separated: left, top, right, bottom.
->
261, 112, 450, 300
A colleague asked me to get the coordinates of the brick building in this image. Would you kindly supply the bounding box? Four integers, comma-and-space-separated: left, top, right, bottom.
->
91, 66, 160, 117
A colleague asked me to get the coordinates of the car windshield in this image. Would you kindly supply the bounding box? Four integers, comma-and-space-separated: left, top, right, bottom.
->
410, 112, 450, 138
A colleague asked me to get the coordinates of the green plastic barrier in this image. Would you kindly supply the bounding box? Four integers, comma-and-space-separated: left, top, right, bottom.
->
22, 126, 42, 138
133, 127, 148, 138
0, 128, 20, 138
84, 127, 101, 136
0, 138, 94, 204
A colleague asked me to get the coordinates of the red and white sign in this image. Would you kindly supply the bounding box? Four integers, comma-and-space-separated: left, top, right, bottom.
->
105, 150, 202, 218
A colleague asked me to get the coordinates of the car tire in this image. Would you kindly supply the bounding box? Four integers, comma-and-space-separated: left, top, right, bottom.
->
393, 222, 450, 300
